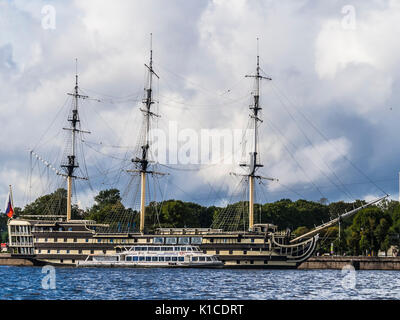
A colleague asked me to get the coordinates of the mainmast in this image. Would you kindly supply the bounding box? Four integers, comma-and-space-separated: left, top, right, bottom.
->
132, 34, 162, 234
241, 39, 273, 231
61, 59, 89, 221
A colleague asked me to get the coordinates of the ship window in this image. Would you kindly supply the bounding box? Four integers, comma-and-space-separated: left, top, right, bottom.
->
103, 250, 106, 254
153, 247, 161, 251
159, 257, 165, 262
109, 239, 113, 243
45, 238, 48, 242
57, 250, 60, 254
178, 237, 190, 244
152, 257, 158, 262
192, 257, 198, 262
79, 250, 82, 254
251, 239, 254, 243
139, 257, 145, 261
243, 250, 247, 255
74, 238, 77, 243
236, 260, 240, 264
66, 250, 70, 254
229, 250, 233, 254
178, 257, 184, 262
172, 257, 178, 262
97, 239, 101, 243
68, 228, 72, 231
145, 257, 151, 262
58, 227, 63, 231
133, 257, 138, 262
191, 237, 202, 244
90, 250, 94, 254
47, 250, 50, 253
126, 256, 132, 261
85, 239, 89, 243
153, 237, 164, 244
165, 257, 171, 262
250, 260, 254, 264
165, 238, 177, 244
199, 257, 205, 262
206, 257, 212, 261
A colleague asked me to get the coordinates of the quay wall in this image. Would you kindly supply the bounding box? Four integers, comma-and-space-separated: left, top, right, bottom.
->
0, 254, 35, 266
298, 256, 400, 270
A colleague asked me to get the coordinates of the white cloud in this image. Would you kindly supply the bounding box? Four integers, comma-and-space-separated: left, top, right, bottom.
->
1, 0, 399, 209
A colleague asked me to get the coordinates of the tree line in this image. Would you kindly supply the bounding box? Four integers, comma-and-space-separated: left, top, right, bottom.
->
2, 188, 400, 256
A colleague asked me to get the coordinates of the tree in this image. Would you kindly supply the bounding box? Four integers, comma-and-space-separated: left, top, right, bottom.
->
85, 189, 123, 223
346, 207, 392, 256
21, 188, 80, 219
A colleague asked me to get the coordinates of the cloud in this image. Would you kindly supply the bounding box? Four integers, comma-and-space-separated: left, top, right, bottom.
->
1, 0, 399, 212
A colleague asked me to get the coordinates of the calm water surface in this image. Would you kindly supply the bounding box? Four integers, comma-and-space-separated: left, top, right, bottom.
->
0, 266, 399, 300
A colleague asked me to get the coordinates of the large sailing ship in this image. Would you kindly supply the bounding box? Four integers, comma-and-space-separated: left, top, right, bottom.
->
7, 38, 388, 268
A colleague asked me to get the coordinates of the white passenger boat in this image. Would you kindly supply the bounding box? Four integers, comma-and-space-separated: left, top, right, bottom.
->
76, 245, 223, 268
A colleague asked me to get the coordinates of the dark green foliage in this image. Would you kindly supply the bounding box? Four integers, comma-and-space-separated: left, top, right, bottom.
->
20, 188, 80, 219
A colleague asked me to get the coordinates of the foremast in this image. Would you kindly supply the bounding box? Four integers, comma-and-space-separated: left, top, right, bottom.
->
131, 34, 163, 234
61, 60, 90, 221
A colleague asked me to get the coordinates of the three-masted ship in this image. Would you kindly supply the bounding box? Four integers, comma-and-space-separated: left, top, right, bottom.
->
7, 38, 387, 268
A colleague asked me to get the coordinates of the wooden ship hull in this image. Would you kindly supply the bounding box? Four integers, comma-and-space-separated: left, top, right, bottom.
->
8, 219, 318, 269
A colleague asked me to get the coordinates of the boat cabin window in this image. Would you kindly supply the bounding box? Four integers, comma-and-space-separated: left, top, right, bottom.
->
192, 257, 198, 262
206, 257, 212, 261
178, 257, 184, 262
172, 257, 178, 262
165, 238, 177, 244
178, 237, 190, 245
153, 237, 164, 244
133, 257, 138, 262
139, 257, 145, 261
152, 257, 158, 262
165, 257, 171, 262
145, 257, 151, 262
199, 257, 205, 262
191, 237, 202, 245
126, 256, 132, 261
159, 257, 165, 262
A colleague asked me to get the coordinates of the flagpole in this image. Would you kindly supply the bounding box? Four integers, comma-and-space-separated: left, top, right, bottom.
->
9, 185, 13, 208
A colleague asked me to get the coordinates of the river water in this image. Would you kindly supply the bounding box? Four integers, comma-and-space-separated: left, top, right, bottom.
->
0, 266, 399, 300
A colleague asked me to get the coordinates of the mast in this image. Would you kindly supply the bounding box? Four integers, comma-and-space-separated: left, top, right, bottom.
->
243, 39, 272, 231
132, 34, 161, 234
62, 59, 89, 221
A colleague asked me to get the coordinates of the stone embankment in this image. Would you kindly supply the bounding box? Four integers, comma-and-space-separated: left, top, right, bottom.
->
298, 256, 400, 270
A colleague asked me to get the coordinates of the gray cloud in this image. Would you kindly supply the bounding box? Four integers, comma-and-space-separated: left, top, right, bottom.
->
1, 0, 399, 212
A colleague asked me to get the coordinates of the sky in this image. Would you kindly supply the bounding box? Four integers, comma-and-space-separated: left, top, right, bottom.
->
1, 0, 400, 212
